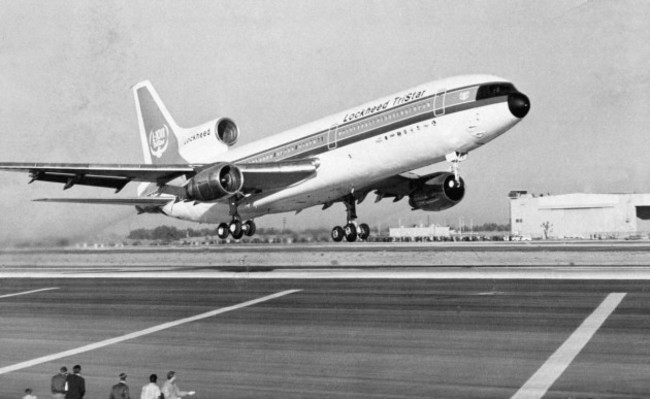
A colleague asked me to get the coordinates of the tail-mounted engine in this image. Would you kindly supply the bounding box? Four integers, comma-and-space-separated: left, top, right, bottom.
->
185, 163, 244, 202
408, 172, 465, 212
215, 118, 238, 146
176, 117, 240, 164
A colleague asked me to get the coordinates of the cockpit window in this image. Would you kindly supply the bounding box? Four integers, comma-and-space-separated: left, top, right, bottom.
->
476, 83, 516, 100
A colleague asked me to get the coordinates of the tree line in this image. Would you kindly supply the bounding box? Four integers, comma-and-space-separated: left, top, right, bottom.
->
127, 225, 299, 241
127, 222, 510, 241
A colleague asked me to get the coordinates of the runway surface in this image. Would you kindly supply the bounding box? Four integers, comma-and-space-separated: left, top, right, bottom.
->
1, 246, 650, 398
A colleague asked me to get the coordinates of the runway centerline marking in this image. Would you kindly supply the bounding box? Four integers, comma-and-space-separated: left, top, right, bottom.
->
0, 287, 59, 299
511, 292, 626, 399
0, 289, 301, 375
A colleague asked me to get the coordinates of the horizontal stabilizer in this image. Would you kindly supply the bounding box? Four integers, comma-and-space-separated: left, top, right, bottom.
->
33, 197, 174, 206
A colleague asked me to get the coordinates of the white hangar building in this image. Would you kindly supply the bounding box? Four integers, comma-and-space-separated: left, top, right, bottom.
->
508, 191, 650, 239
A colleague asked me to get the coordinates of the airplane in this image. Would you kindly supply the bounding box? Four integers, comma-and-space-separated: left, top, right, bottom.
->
0, 75, 529, 242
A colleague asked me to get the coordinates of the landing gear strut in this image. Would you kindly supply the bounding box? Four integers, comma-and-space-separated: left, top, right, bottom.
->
445, 151, 467, 185
331, 194, 370, 242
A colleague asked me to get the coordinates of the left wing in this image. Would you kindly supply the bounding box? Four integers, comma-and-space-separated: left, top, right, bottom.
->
0, 159, 319, 195
0, 163, 198, 192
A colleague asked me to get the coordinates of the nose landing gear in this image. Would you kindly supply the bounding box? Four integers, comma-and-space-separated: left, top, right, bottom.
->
331, 194, 371, 242
445, 151, 467, 185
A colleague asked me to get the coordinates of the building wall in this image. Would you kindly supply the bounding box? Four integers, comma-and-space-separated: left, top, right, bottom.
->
510, 193, 650, 239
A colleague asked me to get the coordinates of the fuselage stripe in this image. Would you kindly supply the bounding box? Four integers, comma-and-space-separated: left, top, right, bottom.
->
237, 82, 510, 164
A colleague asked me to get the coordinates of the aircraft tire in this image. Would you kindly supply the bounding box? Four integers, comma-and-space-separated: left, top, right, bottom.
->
344, 223, 357, 242
243, 220, 256, 237
229, 220, 243, 239
231, 228, 244, 240
217, 223, 229, 239
358, 223, 370, 240
331, 226, 344, 242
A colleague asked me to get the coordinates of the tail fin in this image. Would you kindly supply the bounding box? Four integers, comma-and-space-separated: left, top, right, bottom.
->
133, 81, 186, 164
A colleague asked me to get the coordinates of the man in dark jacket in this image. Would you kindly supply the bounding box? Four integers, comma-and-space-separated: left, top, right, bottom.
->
109, 372, 131, 399
65, 365, 85, 399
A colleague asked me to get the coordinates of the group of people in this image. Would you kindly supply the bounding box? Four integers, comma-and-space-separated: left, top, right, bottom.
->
23, 365, 197, 399
110, 370, 196, 399
50, 365, 84, 399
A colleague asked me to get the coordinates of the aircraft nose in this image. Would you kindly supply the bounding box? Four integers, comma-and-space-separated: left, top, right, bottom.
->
508, 92, 530, 118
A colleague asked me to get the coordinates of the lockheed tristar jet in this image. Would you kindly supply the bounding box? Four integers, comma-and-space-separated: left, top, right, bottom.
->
0, 75, 530, 242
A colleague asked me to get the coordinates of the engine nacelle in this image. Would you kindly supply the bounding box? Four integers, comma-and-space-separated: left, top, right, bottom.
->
408, 172, 465, 212
215, 117, 239, 146
185, 163, 244, 202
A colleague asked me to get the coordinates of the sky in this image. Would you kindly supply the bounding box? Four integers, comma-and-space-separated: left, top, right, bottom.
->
0, 0, 649, 242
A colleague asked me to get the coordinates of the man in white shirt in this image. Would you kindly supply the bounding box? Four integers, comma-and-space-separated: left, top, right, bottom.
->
140, 374, 162, 399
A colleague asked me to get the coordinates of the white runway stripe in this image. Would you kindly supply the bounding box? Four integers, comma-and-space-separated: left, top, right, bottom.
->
0, 289, 301, 375
511, 292, 626, 399
5, 267, 650, 279
0, 287, 59, 299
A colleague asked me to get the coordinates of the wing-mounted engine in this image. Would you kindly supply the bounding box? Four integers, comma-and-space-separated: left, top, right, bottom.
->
178, 118, 239, 163
373, 171, 465, 212
185, 163, 244, 201
408, 172, 465, 211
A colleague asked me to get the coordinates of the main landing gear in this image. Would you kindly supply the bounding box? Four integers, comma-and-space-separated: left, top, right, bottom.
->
216, 218, 256, 240
216, 198, 256, 240
331, 194, 370, 242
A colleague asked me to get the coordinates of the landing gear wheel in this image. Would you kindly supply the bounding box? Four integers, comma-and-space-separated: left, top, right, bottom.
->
229, 220, 243, 240
217, 223, 229, 239
331, 226, 344, 242
344, 223, 357, 242
358, 223, 370, 240
243, 220, 256, 237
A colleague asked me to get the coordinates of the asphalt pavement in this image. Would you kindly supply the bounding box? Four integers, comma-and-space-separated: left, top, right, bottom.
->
1, 276, 648, 398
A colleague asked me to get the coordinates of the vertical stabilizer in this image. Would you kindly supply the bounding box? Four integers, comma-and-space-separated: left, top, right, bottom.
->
133, 81, 186, 164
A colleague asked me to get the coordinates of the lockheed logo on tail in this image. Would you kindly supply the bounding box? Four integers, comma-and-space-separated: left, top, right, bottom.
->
149, 125, 169, 158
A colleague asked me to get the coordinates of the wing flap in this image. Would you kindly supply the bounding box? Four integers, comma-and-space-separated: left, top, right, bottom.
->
30, 172, 132, 191
0, 162, 197, 181
0, 162, 199, 192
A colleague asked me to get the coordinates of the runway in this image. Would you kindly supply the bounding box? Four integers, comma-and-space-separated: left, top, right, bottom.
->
1, 247, 650, 398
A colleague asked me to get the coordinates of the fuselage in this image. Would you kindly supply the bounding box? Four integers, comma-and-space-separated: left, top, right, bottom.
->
161, 74, 528, 223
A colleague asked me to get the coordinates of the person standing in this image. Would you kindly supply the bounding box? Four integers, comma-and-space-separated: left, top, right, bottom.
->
140, 374, 161, 399
22, 388, 38, 399
51, 366, 67, 399
64, 365, 85, 399
109, 372, 130, 399
161, 371, 195, 399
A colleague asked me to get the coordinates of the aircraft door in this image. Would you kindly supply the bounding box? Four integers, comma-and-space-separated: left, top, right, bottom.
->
433, 90, 446, 117
327, 123, 338, 150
